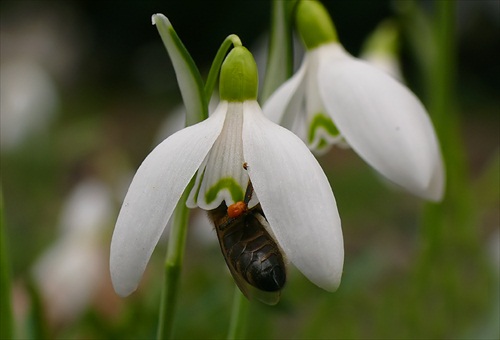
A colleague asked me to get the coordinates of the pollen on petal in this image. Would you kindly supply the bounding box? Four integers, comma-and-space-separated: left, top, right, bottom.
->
227, 201, 247, 218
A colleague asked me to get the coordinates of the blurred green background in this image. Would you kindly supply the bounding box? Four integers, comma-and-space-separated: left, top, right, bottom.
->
1, 0, 498, 339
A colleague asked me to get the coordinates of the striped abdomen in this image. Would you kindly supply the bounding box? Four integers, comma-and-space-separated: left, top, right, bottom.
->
221, 208, 286, 292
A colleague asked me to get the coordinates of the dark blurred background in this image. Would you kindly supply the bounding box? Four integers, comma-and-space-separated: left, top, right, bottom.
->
1, 1, 498, 339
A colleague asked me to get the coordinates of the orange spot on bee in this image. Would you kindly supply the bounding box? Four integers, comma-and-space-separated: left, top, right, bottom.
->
227, 201, 247, 218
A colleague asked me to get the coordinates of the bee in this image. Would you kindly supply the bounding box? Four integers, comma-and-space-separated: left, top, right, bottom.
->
207, 173, 286, 305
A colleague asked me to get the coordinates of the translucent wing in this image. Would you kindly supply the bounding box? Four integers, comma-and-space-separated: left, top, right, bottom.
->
208, 203, 283, 305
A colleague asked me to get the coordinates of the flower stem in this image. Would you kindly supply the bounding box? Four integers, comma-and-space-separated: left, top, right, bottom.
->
227, 287, 249, 339
423, 0, 476, 262
0, 189, 14, 339
408, 0, 493, 336
261, 0, 297, 103
157, 179, 194, 340
204, 34, 242, 101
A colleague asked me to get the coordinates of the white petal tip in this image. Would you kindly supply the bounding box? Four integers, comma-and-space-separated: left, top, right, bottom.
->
115, 288, 135, 298
114, 285, 135, 298
423, 185, 445, 203
416, 161, 445, 202
318, 278, 342, 293
151, 13, 168, 26
110, 268, 138, 297
307, 264, 343, 292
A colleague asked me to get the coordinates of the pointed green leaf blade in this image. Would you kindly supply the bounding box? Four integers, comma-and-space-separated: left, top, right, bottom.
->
152, 14, 208, 125
261, 0, 297, 103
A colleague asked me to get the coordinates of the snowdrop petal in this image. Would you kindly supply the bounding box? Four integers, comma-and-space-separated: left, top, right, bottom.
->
110, 107, 226, 296
318, 50, 444, 201
188, 102, 248, 210
242, 101, 344, 291
304, 48, 343, 154
263, 57, 307, 125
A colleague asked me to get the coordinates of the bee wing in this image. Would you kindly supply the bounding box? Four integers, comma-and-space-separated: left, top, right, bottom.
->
209, 205, 282, 306
225, 257, 253, 299
243, 207, 282, 305
224, 256, 281, 305
208, 206, 253, 300
247, 285, 281, 305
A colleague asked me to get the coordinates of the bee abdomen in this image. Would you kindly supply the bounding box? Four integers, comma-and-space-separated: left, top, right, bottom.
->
224, 225, 286, 292
245, 247, 286, 292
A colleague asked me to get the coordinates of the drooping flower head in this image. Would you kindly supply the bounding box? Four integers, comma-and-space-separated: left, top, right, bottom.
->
110, 39, 344, 299
359, 19, 402, 81
263, 0, 445, 202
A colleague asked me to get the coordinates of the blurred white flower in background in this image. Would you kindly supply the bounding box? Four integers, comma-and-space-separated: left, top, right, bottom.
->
359, 20, 402, 81
0, 61, 59, 150
263, 1, 444, 201
154, 94, 219, 145
0, 3, 84, 151
31, 178, 114, 327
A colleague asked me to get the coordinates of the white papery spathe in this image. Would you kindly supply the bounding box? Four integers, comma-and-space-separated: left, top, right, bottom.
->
110, 99, 343, 296
263, 42, 445, 202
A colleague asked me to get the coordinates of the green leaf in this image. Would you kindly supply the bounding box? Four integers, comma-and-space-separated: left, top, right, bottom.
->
260, 0, 297, 103
152, 14, 208, 126
0, 188, 13, 340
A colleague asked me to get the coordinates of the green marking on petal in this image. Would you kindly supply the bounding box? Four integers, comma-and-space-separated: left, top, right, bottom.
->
316, 138, 329, 150
205, 177, 245, 205
308, 113, 340, 144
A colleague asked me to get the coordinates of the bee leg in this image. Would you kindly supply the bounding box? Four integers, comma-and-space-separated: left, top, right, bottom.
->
218, 216, 235, 231
243, 180, 254, 205
242, 161, 255, 205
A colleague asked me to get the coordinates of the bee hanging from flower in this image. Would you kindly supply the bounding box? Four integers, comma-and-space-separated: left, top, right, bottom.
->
208, 163, 286, 305
110, 15, 344, 304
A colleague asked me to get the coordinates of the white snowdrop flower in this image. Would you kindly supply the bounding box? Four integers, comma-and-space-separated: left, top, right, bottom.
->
110, 42, 343, 298
32, 179, 113, 325
263, 0, 445, 201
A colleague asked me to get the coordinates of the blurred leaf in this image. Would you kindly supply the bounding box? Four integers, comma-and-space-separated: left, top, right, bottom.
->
261, 0, 297, 103
153, 14, 208, 126
0, 188, 14, 339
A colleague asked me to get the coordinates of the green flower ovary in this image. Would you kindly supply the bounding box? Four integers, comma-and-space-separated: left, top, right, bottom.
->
219, 46, 258, 102
295, 0, 338, 50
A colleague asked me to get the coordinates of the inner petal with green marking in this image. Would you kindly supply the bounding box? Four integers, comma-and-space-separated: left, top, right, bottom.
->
307, 112, 343, 154
186, 102, 249, 210
205, 177, 245, 205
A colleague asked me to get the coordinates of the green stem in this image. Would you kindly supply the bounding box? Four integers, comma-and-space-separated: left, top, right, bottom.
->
227, 287, 249, 339
422, 0, 477, 260
26, 278, 49, 339
260, 0, 297, 103
431, 0, 473, 228
410, 0, 491, 337
204, 34, 242, 102
0, 189, 13, 339
157, 179, 194, 340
